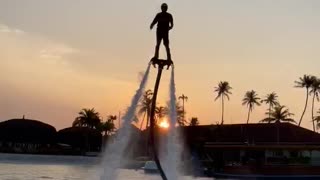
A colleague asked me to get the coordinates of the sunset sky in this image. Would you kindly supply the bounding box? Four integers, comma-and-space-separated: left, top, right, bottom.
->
0, 0, 319, 130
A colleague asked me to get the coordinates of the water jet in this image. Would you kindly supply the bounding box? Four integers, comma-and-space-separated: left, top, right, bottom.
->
148, 58, 174, 180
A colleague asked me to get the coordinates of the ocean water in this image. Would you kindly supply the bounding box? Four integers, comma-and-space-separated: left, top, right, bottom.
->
0, 153, 211, 180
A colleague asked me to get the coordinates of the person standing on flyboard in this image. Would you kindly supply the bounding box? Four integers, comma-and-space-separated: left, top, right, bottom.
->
150, 3, 173, 61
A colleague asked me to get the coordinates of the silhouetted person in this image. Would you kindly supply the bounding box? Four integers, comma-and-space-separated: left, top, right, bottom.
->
150, 3, 173, 60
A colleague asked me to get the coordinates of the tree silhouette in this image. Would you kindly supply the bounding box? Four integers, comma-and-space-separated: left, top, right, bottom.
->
310, 77, 320, 131
214, 81, 232, 125
155, 106, 168, 125
73, 108, 101, 129
155, 103, 186, 126
178, 94, 188, 125
295, 75, 316, 126
138, 90, 153, 130
176, 103, 187, 126
242, 90, 261, 124
99, 115, 117, 136
261, 92, 280, 120
189, 117, 199, 126
314, 109, 320, 130
260, 105, 296, 124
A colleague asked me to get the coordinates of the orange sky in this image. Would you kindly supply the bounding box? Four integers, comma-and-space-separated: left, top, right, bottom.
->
0, 0, 319, 130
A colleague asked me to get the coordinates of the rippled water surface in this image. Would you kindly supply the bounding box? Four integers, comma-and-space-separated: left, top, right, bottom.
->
0, 153, 211, 180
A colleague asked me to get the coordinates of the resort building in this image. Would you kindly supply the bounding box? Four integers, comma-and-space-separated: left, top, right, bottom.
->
183, 123, 320, 176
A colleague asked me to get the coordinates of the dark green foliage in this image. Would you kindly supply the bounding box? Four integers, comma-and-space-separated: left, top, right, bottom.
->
310, 78, 320, 131
214, 81, 232, 124
138, 90, 153, 129
189, 117, 200, 126
242, 90, 261, 124
98, 115, 117, 135
73, 108, 101, 129
295, 75, 316, 126
260, 105, 296, 124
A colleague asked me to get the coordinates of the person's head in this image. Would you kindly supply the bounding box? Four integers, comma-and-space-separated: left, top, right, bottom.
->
161, 3, 168, 12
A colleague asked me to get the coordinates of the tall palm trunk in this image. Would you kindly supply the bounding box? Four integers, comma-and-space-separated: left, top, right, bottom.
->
246, 108, 251, 124
312, 93, 316, 131
182, 99, 185, 125
221, 96, 224, 125
298, 88, 309, 126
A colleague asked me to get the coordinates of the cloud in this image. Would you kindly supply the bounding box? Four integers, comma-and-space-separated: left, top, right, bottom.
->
38, 42, 78, 67
0, 24, 77, 82
0, 24, 24, 34
0, 23, 137, 129
40, 45, 75, 60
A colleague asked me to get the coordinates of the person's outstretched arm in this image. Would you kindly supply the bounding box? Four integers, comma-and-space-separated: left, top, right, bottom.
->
169, 14, 174, 30
150, 14, 158, 30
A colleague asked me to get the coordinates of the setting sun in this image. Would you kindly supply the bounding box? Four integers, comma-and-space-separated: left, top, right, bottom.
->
159, 120, 169, 129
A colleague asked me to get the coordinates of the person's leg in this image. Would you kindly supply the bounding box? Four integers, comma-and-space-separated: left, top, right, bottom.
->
154, 29, 162, 59
163, 31, 171, 60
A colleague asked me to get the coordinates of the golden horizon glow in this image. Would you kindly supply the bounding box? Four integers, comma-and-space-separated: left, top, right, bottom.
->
159, 119, 170, 129
0, 1, 320, 131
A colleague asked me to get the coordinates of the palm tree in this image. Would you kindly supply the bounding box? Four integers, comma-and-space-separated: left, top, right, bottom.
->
214, 81, 232, 124
261, 92, 280, 120
72, 108, 101, 152
99, 115, 117, 136
155, 106, 168, 124
138, 90, 153, 130
260, 105, 296, 124
295, 75, 316, 126
310, 78, 320, 131
73, 108, 101, 129
260, 105, 295, 144
314, 109, 320, 130
178, 94, 188, 125
242, 90, 261, 124
189, 117, 199, 126
176, 103, 187, 126
162, 103, 186, 126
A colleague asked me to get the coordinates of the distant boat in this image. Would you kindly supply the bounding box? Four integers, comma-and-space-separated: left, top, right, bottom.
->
142, 161, 159, 174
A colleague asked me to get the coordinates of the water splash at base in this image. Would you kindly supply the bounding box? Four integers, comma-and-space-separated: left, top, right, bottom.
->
163, 67, 183, 180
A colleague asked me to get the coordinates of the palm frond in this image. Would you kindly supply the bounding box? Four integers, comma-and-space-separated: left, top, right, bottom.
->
260, 118, 274, 123
283, 118, 296, 123
214, 81, 232, 101
295, 75, 316, 89
263, 105, 295, 124
242, 90, 261, 108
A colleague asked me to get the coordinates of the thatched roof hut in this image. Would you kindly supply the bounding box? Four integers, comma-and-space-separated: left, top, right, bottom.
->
57, 127, 102, 152
0, 119, 56, 144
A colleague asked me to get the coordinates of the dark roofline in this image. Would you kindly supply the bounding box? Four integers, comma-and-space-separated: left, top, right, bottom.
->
182, 123, 320, 145
0, 118, 56, 131
182, 122, 315, 133
2, 118, 51, 124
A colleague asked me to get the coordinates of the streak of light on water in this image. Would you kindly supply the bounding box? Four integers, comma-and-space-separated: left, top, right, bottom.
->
0, 153, 213, 180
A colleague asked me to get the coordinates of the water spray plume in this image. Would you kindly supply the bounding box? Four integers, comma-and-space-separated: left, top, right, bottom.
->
164, 66, 182, 180
99, 64, 151, 180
